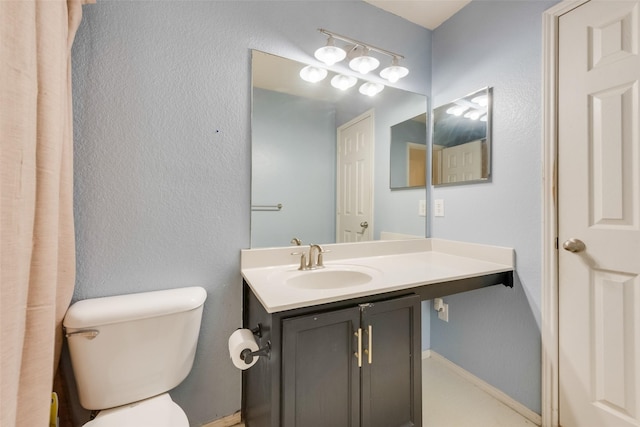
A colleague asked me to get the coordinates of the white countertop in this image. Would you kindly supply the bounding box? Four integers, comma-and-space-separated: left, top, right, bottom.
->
241, 238, 514, 313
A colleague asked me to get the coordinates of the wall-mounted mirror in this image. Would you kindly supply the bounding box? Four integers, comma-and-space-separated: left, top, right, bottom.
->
432, 87, 492, 186
251, 50, 427, 248
390, 113, 427, 189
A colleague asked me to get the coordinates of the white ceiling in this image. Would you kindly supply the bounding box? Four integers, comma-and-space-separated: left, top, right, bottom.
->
363, 0, 471, 30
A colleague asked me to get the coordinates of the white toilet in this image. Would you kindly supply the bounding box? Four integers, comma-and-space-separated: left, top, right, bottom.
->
63, 286, 207, 427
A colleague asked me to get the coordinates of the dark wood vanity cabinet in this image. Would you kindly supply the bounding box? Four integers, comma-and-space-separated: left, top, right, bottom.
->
243, 283, 421, 427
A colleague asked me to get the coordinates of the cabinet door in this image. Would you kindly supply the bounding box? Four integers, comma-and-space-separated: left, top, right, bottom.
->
282, 306, 361, 427
361, 294, 421, 427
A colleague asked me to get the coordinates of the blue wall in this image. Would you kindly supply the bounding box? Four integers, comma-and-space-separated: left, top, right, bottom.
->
71, 2, 431, 425
429, 0, 558, 414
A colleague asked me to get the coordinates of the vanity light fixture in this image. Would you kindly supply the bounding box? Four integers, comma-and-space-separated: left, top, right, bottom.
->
315, 29, 408, 81
379, 56, 409, 83
331, 74, 358, 90
349, 46, 380, 74
314, 35, 347, 66
299, 65, 328, 83
359, 81, 384, 97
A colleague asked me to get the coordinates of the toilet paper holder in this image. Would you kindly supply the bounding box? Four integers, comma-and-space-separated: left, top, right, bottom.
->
240, 340, 271, 364
238, 323, 270, 364
250, 324, 263, 338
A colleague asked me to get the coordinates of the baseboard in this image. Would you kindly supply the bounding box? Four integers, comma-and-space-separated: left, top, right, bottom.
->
201, 411, 243, 427
423, 350, 542, 426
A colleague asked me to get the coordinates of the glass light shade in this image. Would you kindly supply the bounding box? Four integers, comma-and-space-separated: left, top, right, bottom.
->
380, 58, 409, 83
314, 36, 347, 66
331, 74, 357, 90
299, 65, 327, 83
349, 48, 380, 74
359, 82, 384, 97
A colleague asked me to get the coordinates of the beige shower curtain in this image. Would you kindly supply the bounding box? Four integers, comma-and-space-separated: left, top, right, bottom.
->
1, 0, 88, 425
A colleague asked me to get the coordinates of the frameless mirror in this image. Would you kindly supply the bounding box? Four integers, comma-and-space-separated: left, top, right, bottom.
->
251, 50, 427, 248
432, 87, 492, 186
390, 113, 427, 189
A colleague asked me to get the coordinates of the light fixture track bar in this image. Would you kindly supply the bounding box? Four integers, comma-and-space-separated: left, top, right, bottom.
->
318, 28, 404, 60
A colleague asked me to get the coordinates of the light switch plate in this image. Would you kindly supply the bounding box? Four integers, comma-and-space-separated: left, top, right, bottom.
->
434, 199, 445, 217
419, 200, 426, 216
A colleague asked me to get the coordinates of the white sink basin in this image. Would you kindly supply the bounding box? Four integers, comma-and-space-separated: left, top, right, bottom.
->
269, 265, 380, 290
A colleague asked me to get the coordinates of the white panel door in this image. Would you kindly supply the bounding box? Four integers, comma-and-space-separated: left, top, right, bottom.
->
559, 2, 640, 426
336, 111, 374, 243
441, 139, 482, 183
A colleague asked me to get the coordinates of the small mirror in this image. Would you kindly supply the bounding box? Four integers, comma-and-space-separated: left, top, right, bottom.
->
390, 113, 428, 189
432, 87, 492, 186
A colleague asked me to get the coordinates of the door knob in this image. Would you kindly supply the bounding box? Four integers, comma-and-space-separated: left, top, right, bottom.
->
562, 238, 586, 253
360, 221, 369, 229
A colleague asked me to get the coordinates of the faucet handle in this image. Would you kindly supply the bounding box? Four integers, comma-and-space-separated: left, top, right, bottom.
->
316, 246, 330, 268
290, 251, 307, 270
290, 237, 302, 246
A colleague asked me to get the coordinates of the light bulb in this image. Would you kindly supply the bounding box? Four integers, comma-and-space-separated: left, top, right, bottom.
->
359, 82, 384, 97
299, 65, 327, 83
380, 57, 409, 83
314, 36, 347, 66
349, 47, 379, 74
331, 74, 357, 91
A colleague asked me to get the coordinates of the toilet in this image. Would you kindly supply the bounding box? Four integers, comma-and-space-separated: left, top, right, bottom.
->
63, 286, 207, 426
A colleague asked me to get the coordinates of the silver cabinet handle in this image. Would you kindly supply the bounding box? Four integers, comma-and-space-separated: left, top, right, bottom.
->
354, 328, 362, 367
367, 324, 372, 364
562, 238, 586, 253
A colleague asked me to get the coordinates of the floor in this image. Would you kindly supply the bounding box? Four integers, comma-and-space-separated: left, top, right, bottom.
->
422, 356, 538, 427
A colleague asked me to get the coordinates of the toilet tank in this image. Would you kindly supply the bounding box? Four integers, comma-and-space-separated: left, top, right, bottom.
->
63, 287, 207, 410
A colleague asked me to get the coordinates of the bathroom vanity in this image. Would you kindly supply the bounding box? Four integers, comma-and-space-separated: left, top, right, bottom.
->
240, 238, 514, 427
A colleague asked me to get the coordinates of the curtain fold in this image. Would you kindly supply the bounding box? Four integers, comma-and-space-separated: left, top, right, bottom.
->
1, 0, 87, 425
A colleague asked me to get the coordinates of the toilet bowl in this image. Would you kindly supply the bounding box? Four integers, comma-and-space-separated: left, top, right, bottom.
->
83, 394, 187, 427
63, 287, 207, 426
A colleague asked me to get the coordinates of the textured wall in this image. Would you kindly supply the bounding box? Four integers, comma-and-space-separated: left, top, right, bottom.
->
71, 2, 430, 425
430, 0, 558, 414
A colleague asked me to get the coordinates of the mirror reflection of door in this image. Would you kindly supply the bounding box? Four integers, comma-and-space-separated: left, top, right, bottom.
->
432, 87, 492, 186
390, 113, 428, 189
408, 143, 427, 187
336, 111, 374, 243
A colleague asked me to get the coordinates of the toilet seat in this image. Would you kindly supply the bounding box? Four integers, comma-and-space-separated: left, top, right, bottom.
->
83, 393, 188, 427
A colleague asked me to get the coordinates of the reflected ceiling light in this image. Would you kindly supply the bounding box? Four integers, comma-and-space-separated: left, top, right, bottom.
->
314, 28, 408, 80
464, 110, 483, 120
349, 47, 380, 74
299, 65, 327, 83
314, 35, 347, 66
380, 57, 409, 83
359, 81, 384, 97
446, 105, 467, 116
471, 95, 489, 107
331, 74, 358, 90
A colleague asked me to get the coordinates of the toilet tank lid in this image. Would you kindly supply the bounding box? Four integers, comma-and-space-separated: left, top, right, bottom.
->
63, 286, 207, 329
